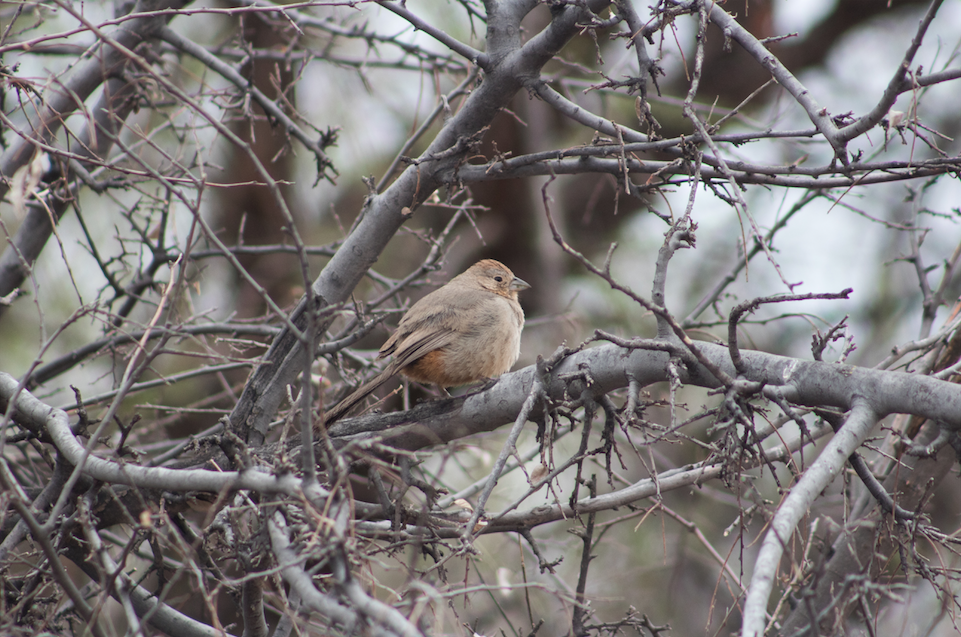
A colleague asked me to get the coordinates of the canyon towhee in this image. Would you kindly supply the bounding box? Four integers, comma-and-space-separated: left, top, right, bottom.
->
325, 259, 530, 423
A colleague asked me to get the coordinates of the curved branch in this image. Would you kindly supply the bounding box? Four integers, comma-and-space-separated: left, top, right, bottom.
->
0, 372, 329, 499
267, 511, 399, 636
740, 398, 880, 637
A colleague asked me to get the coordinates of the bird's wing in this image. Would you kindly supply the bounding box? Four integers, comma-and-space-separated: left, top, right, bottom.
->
379, 301, 463, 359
389, 326, 457, 369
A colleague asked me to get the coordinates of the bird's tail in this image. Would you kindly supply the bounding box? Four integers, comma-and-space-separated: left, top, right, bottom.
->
324, 365, 399, 424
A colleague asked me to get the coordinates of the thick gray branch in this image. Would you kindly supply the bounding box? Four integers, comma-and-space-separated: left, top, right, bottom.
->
328, 341, 961, 451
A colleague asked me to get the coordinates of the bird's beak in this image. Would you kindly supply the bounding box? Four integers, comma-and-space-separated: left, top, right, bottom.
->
510, 276, 531, 291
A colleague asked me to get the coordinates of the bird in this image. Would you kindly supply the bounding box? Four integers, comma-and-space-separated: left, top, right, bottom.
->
324, 259, 529, 423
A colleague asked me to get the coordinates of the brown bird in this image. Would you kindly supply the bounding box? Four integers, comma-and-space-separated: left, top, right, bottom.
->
325, 259, 529, 423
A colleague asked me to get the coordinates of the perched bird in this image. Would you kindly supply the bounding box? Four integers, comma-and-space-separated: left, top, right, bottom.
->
325, 259, 529, 423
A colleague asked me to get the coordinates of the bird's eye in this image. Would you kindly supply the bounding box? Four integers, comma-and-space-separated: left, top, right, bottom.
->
494, 276, 503, 282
